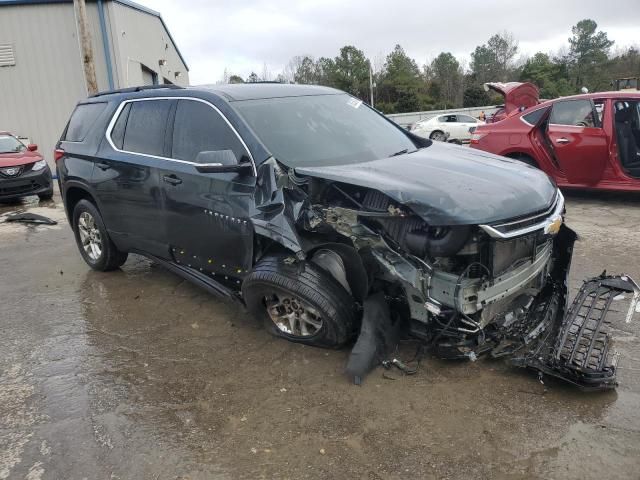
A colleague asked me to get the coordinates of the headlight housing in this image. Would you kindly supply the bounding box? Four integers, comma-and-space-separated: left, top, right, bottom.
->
32, 159, 47, 171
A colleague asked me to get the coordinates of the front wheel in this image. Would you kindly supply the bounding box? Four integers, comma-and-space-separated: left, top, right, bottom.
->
72, 199, 128, 271
242, 255, 357, 348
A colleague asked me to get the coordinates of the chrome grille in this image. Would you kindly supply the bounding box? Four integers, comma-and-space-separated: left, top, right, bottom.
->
480, 191, 564, 239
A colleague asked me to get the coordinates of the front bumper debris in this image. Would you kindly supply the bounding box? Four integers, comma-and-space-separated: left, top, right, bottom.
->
508, 274, 640, 391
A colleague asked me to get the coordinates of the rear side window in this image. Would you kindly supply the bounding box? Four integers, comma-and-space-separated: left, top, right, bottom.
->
122, 100, 173, 156
109, 103, 131, 150
457, 115, 476, 123
522, 107, 549, 125
550, 100, 596, 127
171, 99, 248, 163
64, 102, 107, 141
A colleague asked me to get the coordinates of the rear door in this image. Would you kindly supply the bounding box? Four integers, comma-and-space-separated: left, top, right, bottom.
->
94, 98, 174, 256
546, 99, 608, 184
160, 98, 255, 278
456, 114, 479, 140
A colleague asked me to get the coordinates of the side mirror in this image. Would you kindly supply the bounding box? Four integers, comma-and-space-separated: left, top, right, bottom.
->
27, 144, 38, 152
193, 149, 253, 174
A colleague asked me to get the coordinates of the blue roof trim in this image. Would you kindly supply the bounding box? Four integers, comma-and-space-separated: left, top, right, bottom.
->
0, 0, 189, 71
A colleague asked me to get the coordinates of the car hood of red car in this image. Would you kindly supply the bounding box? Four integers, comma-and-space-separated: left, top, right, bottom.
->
484, 82, 539, 114
0, 150, 43, 167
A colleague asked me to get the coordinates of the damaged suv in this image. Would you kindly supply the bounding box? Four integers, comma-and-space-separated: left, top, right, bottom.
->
57, 84, 639, 391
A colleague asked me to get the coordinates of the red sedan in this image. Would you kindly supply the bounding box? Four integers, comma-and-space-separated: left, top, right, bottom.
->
471, 92, 640, 192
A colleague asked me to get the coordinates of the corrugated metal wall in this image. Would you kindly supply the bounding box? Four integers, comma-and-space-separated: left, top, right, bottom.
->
0, 3, 90, 164
0, 1, 189, 168
109, 2, 188, 88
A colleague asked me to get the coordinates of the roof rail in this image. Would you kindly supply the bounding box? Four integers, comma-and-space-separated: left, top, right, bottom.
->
90, 84, 184, 98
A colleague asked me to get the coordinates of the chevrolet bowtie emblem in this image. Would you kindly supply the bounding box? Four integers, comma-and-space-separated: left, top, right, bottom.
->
544, 216, 563, 235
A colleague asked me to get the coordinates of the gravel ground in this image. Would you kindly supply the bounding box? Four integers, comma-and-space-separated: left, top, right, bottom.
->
1, 188, 640, 480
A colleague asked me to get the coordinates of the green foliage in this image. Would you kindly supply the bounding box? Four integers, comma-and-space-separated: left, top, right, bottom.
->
426, 52, 462, 108
567, 19, 614, 91
376, 45, 432, 113
229, 75, 244, 84
463, 85, 490, 107
519, 52, 574, 98
273, 19, 635, 114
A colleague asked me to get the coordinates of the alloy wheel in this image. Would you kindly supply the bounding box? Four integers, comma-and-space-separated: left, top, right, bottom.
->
264, 293, 323, 337
78, 211, 103, 261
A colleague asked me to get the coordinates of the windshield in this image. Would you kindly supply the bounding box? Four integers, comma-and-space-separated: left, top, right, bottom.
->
233, 94, 418, 166
0, 135, 25, 154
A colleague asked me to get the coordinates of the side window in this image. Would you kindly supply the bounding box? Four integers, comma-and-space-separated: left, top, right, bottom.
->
550, 100, 597, 127
122, 100, 173, 156
64, 102, 107, 141
593, 100, 604, 126
437, 116, 448, 123
522, 107, 549, 126
171, 100, 248, 163
110, 103, 132, 150
457, 115, 476, 123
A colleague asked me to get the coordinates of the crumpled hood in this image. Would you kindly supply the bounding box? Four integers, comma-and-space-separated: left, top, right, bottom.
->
295, 142, 557, 225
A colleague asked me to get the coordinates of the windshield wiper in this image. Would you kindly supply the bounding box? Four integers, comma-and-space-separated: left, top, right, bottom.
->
388, 148, 409, 157
388, 148, 419, 158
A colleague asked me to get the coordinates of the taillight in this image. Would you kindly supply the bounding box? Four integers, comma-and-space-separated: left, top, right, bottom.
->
470, 133, 487, 144
54, 148, 65, 162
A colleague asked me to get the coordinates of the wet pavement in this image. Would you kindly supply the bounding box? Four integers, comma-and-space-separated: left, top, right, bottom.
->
1, 190, 640, 480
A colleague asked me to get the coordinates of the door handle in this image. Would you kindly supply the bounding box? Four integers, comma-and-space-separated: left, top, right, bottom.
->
555, 138, 571, 144
163, 174, 182, 185
96, 162, 111, 170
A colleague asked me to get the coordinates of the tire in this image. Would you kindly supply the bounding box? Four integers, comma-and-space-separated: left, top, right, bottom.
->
429, 130, 447, 142
72, 199, 128, 271
242, 255, 357, 348
38, 189, 54, 201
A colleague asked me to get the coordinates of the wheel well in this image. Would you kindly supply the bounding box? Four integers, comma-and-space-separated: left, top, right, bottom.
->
64, 186, 97, 224
505, 152, 538, 167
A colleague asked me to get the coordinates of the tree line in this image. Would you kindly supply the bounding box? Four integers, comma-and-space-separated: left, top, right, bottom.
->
221, 19, 640, 114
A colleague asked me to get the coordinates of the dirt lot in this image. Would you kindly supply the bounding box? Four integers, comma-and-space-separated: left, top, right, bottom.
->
1, 189, 640, 480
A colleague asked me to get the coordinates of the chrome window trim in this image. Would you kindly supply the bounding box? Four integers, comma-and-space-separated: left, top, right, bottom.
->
479, 191, 564, 239
104, 96, 257, 176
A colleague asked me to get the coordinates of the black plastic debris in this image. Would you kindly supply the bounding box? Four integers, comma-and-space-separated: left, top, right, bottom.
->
345, 292, 402, 385
511, 274, 640, 391
5, 213, 58, 225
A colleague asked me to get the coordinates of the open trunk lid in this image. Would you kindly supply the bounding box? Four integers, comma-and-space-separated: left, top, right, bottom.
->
484, 82, 540, 115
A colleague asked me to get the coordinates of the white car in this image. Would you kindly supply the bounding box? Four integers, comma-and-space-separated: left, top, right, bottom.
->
411, 114, 484, 143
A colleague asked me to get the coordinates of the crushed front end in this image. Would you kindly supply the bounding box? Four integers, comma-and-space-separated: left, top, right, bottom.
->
303, 184, 639, 391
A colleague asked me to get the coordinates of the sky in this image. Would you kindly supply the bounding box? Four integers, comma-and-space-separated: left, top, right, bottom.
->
138, 0, 640, 85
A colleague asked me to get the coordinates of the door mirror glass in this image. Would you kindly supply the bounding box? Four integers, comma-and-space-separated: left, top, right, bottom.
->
195, 149, 238, 166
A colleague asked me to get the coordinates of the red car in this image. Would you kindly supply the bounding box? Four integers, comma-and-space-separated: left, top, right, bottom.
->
471, 91, 640, 191
0, 132, 53, 201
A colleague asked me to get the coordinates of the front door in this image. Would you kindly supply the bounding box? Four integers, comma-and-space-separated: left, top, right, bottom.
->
160, 98, 255, 281
93, 98, 174, 257
546, 99, 608, 184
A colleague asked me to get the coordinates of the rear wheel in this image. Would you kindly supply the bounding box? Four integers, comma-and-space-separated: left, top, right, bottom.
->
72, 199, 128, 271
430, 130, 447, 142
242, 255, 357, 348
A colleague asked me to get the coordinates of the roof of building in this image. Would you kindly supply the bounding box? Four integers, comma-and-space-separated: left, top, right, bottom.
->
194, 83, 342, 101
0, 0, 188, 71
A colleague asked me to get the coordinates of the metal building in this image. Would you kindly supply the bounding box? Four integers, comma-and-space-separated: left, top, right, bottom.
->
0, 0, 189, 166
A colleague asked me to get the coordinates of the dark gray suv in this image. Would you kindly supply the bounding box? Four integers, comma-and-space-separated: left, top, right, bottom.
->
56, 84, 639, 390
